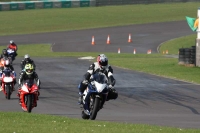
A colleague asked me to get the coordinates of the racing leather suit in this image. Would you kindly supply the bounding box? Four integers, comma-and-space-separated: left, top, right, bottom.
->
7, 43, 18, 58
18, 71, 40, 88
79, 62, 117, 100
7, 43, 17, 51
18, 71, 41, 104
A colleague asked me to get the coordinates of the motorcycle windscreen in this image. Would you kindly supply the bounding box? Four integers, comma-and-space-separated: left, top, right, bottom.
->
94, 81, 107, 93
92, 72, 108, 84
3, 69, 12, 76
24, 79, 34, 88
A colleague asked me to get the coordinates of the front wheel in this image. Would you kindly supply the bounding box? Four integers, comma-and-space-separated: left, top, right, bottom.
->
90, 97, 100, 120
5, 85, 11, 100
26, 94, 33, 113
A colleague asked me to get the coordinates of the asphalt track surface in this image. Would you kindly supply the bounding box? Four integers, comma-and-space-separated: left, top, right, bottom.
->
1, 20, 200, 129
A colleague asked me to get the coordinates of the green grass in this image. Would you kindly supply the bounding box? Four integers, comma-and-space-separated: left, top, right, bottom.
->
0, 3, 199, 36
159, 34, 197, 54
0, 112, 199, 133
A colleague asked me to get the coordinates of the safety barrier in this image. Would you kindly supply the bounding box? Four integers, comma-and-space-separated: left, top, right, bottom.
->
0, 0, 96, 11
178, 46, 196, 66
96, 0, 199, 6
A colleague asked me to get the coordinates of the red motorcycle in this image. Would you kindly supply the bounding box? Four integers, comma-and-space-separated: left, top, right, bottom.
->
0, 68, 16, 99
18, 80, 39, 113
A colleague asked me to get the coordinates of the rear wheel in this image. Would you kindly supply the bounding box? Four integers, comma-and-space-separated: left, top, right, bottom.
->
27, 95, 32, 113
5, 85, 11, 100
90, 97, 100, 120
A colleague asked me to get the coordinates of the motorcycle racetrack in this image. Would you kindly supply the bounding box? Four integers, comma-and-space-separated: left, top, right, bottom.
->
1, 20, 200, 129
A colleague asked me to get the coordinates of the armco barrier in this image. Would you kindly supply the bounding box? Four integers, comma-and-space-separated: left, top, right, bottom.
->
96, 0, 199, 6
0, 0, 96, 11
0, 0, 198, 11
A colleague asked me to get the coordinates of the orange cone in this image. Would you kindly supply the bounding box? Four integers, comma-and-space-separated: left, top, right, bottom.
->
128, 34, 132, 43
147, 49, 151, 54
133, 49, 136, 54
163, 51, 165, 54
107, 35, 111, 44
166, 50, 168, 54
91, 36, 95, 45
118, 48, 120, 54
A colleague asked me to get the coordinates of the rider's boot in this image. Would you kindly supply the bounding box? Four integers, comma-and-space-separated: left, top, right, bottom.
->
37, 91, 40, 100
34, 100, 37, 107
0, 85, 2, 91
17, 92, 20, 97
0, 82, 2, 91
83, 103, 90, 116
19, 98, 21, 105
78, 92, 83, 105
12, 87, 15, 91
18, 96, 22, 105
17, 91, 22, 104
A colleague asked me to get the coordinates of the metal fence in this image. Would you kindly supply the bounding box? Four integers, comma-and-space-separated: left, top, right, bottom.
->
0, 0, 199, 11
96, 0, 199, 6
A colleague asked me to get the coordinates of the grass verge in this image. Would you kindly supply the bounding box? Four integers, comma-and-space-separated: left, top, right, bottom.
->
159, 34, 197, 54
0, 112, 199, 133
0, 3, 199, 36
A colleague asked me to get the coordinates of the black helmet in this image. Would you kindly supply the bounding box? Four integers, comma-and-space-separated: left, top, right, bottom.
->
2, 49, 8, 56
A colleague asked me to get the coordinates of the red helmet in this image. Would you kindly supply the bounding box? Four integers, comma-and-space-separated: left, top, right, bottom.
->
97, 54, 108, 68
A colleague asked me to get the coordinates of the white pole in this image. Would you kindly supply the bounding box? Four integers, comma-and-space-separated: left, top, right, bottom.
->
196, 7, 200, 66
197, 8, 200, 39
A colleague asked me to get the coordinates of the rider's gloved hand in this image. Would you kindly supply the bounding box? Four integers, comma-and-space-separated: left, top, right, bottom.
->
108, 85, 116, 92
108, 84, 114, 89
82, 80, 88, 85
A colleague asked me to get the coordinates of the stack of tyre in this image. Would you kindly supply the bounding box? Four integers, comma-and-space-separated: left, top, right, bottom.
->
178, 46, 196, 66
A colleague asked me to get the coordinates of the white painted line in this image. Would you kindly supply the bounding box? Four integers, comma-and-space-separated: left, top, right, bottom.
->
78, 56, 95, 60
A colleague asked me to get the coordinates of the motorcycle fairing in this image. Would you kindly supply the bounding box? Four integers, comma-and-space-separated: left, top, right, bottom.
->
94, 81, 107, 93
3, 77, 13, 83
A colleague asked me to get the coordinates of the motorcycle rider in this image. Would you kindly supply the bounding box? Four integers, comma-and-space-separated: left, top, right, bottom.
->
0, 57, 14, 71
7, 40, 18, 56
20, 54, 36, 71
0, 49, 9, 59
18, 63, 41, 105
0, 59, 16, 91
78, 54, 118, 113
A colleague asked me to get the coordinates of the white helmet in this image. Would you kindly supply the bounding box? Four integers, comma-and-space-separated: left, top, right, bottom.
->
24, 54, 30, 59
10, 40, 14, 44
97, 54, 108, 69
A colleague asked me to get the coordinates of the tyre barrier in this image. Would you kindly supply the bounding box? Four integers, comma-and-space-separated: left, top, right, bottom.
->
0, 0, 96, 11
178, 46, 196, 67
178, 48, 185, 65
